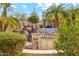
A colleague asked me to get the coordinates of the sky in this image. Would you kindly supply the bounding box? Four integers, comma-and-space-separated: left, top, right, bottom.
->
0, 3, 79, 20
0, 3, 54, 20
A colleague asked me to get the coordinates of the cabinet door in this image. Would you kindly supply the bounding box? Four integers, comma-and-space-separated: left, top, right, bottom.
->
47, 40, 53, 49
39, 39, 54, 50
40, 39, 47, 49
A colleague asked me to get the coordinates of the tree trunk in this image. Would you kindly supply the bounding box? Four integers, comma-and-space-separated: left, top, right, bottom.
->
67, 17, 71, 26
3, 7, 7, 17
72, 13, 75, 21
54, 13, 59, 28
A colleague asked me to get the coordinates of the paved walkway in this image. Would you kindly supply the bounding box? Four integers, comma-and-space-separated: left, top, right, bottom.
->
23, 49, 58, 54
23, 42, 63, 55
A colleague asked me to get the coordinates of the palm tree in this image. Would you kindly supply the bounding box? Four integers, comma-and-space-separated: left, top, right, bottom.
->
62, 4, 79, 26
61, 9, 71, 26
65, 4, 79, 20
0, 4, 20, 31
0, 17, 20, 31
0, 3, 11, 17
46, 3, 64, 28
70, 7, 79, 21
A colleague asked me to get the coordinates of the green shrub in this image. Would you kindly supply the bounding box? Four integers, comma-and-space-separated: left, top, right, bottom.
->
0, 32, 26, 56
55, 19, 79, 56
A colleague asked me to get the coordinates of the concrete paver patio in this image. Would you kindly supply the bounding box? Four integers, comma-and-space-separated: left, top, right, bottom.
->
23, 49, 58, 54
23, 42, 63, 55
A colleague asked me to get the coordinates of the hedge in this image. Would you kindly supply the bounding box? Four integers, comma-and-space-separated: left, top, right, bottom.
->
0, 32, 26, 56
